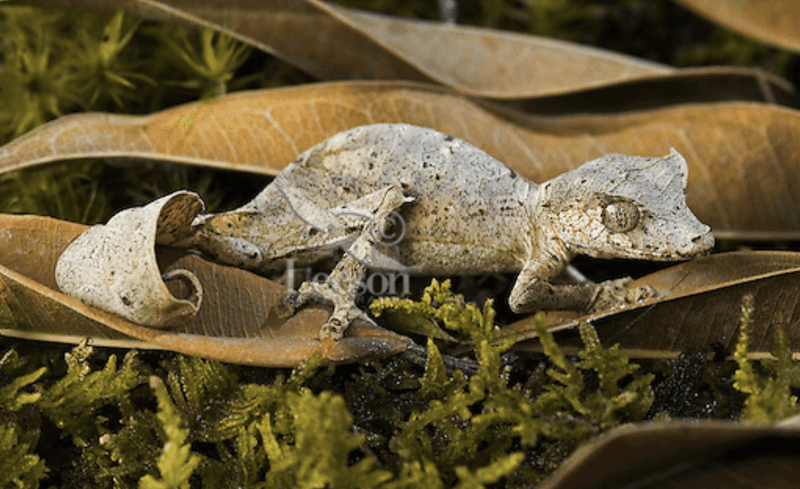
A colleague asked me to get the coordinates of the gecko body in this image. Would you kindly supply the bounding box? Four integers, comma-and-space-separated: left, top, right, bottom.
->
188, 124, 714, 339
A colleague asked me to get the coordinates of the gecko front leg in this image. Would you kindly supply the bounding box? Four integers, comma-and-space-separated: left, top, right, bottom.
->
280, 185, 412, 340
508, 264, 655, 314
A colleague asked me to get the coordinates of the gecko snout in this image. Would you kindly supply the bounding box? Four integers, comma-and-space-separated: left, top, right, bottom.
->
676, 228, 714, 257
191, 213, 265, 271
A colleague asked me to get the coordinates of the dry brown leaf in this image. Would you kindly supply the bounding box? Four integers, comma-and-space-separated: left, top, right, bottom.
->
673, 0, 800, 54
0, 214, 412, 366
27, 0, 796, 104
507, 251, 800, 358
28, 0, 667, 98
509, 66, 798, 114
314, 1, 673, 99
2, 81, 800, 239
537, 419, 800, 489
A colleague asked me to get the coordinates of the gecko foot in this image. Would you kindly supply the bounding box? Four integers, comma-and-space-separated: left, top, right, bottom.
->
319, 304, 378, 341
588, 278, 656, 313
275, 288, 328, 319
277, 279, 377, 340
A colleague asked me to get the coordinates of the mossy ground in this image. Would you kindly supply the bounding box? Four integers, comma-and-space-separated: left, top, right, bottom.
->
1, 1, 800, 487
2, 282, 798, 488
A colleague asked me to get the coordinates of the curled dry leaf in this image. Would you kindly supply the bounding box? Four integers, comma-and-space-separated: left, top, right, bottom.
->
55, 191, 204, 328
0, 214, 149, 348
507, 251, 800, 358
0, 213, 412, 366
2, 82, 800, 239
673, 0, 800, 54
28, 0, 795, 104
537, 419, 800, 489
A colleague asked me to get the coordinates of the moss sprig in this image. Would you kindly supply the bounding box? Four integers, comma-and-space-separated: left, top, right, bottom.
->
138, 377, 201, 489
36, 343, 144, 447
733, 295, 800, 422
384, 281, 529, 485
65, 10, 155, 109
0, 349, 45, 412
261, 389, 392, 488
371, 279, 493, 342
0, 421, 47, 488
159, 25, 252, 99
0, 7, 76, 139
0, 348, 48, 488
532, 314, 655, 429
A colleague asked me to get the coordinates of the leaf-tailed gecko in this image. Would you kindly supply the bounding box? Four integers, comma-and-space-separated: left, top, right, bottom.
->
183, 124, 714, 340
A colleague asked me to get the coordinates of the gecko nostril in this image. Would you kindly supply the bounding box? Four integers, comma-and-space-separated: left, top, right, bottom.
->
688, 232, 715, 253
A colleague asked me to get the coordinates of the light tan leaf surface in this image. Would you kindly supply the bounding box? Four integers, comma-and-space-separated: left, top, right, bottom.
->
0, 214, 412, 366
508, 251, 800, 358
2, 81, 800, 239
673, 0, 800, 54
537, 419, 800, 489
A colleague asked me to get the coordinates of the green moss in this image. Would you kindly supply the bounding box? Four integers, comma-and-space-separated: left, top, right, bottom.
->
66, 10, 155, 109
0, 282, 794, 487
373, 281, 658, 486
0, 422, 47, 488
371, 279, 494, 342
533, 316, 655, 427
158, 25, 252, 100
0, 350, 48, 488
0, 281, 667, 487
0, 5, 273, 224
138, 377, 200, 489
260, 389, 392, 488
0, 160, 112, 224
0, 8, 149, 139
733, 295, 800, 422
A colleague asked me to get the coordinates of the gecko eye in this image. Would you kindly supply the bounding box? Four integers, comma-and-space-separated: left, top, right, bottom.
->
602, 200, 640, 233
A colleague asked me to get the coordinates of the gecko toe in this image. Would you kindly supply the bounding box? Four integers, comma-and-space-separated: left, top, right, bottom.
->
318, 307, 379, 341
275, 289, 330, 319
320, 317, 346, 340
589, 278, 656, 313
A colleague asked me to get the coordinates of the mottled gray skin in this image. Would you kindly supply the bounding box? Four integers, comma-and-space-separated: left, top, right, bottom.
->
187, 124, 714, 339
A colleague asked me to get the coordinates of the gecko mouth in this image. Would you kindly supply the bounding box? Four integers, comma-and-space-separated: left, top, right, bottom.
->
642, 230, 715, 261
677, 232, 715, 257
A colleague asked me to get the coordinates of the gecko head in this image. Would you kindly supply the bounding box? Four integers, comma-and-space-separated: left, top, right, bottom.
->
540, 149, 714, 261
190, 212, 266, 271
